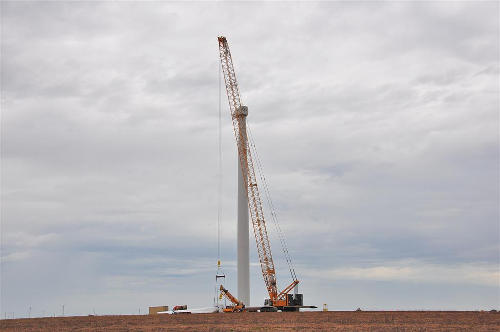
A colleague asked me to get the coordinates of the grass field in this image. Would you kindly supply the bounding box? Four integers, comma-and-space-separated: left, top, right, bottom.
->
1, 311, 499, 331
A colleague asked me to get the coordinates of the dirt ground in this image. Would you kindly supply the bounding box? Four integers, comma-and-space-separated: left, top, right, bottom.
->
1, 311, 499, 331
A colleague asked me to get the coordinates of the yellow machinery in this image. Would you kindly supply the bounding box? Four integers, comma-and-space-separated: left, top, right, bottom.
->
219, 285, 245, 312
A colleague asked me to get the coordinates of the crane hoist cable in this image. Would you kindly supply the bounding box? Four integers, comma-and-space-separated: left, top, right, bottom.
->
215, 59, 227, 310
247, 122, 297, 282
217, 57, 223, 265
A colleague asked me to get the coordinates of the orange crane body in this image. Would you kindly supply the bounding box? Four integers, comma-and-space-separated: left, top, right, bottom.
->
220, 285, 245, 312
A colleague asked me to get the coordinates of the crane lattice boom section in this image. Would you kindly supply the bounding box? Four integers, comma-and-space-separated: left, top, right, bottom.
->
220, 285, 243, 306
218, 36, 280, 301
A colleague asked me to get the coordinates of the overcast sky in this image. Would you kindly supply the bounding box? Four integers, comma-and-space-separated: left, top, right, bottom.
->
1, 1, 499, 317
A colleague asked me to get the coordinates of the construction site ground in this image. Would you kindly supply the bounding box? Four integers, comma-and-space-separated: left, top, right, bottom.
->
1, 311, 499, 331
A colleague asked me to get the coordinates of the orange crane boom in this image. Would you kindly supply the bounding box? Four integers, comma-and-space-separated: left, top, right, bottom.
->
218, 36, 300, 308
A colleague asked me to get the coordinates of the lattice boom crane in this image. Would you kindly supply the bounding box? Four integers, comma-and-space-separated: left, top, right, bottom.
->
218, 36, 303, 310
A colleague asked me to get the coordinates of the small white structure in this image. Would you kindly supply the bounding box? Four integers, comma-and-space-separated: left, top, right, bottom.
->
157, 307, 218, 314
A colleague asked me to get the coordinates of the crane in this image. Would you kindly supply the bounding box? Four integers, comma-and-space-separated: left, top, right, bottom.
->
218, 36, 304, 311
219, 285, 245, 312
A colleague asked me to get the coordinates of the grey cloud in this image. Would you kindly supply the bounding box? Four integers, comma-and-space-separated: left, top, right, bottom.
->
1, 1, 498, 316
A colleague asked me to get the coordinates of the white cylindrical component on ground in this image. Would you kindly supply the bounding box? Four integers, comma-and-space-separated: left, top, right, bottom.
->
237, 106, 250, 306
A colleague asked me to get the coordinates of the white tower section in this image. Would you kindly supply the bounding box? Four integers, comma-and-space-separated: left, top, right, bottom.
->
236, 105, 250, 306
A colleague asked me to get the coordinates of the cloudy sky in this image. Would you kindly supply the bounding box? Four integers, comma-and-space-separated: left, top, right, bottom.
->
1, 1, 498, 317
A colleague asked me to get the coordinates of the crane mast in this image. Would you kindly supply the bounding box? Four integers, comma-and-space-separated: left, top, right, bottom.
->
218, 36, 299, 307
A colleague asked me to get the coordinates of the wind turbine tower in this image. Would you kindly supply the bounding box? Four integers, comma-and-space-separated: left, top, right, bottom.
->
236, 105, 250, 306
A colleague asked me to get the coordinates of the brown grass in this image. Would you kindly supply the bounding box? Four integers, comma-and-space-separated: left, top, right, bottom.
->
1, 311, 499, 331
